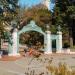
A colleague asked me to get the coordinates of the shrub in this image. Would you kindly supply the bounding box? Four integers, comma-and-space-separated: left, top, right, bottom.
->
46, 63, 75, 75
63, 42, 70, 48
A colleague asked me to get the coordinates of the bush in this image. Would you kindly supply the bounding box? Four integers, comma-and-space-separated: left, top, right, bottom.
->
46, 63, 75, 75
63, 42, 70, 48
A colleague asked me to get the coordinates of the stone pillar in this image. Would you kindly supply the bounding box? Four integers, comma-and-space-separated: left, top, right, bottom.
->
44, 31, 52, 54
56, 31, 62, 53
8, 43, 12, 54
9, 28, 20, 56
44, 34, 46, 51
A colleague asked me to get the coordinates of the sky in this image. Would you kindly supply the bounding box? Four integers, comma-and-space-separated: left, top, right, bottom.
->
18, 0, 55, 12
19, 0, 42, 7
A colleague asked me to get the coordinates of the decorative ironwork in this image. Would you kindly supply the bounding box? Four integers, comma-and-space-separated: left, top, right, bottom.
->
46, 24, 50, 31
57, 25, 61, 31
18, 20, 45, 36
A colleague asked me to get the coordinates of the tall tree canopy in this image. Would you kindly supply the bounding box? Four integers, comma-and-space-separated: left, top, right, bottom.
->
19, 4, 52, 31
53, 0, 75, 47
0, 0, 19, 49
19, 4, 53, 45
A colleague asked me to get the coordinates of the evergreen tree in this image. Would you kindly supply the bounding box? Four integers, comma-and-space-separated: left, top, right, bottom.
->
53, 0, 75, 47
0, 0, 19, 49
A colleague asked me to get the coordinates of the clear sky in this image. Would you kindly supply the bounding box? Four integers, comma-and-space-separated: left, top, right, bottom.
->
19, 0, 42, 7
18, 0, 55, 12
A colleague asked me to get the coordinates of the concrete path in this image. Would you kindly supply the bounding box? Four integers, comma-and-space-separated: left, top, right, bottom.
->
0, 54, 75, 75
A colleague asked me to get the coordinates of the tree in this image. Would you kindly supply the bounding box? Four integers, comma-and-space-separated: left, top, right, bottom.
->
19, 4, 52, 46
19, 4, 52, 30
0, 0, 19, 49
53, 0, 75, 47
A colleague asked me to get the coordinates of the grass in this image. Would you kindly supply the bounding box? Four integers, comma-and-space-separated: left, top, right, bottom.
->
46, 62, 75, 75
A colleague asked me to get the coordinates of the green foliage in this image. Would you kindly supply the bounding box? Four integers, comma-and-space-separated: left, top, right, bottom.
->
63, 42, 70, 48
54, 0, 75, 28
53, 0, 75, 46
0, 0, 19, 49
0, 0, 19, 34
19, 31, 44, 46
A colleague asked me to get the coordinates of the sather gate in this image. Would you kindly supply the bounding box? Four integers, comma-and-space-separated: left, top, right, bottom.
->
8, 20, 62, 56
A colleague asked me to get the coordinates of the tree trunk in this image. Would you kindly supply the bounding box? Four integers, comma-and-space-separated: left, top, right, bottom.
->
0, 37, 1, 50
69, 19, 74, 48
70, 37, 73, 48
0, 32, 1, 50
69, 27, 73, 48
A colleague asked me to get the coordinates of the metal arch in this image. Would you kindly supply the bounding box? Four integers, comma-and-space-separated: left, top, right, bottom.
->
51, 35, 58, 40
18, 20, 45, 36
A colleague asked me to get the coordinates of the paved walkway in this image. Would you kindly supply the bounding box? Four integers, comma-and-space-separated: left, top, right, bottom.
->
0, 54, 75, 75
0, 55, 22, 61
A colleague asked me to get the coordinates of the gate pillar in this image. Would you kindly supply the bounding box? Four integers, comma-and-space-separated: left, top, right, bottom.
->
44, 31, 52, 54
56, 31, 62, 53
9, 28, 20, 56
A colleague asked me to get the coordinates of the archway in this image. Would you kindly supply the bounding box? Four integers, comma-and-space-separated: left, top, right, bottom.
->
51, 35, 58, 53
8, 20, 63, 56
52, 39, 56, 53
17, 20, 46, 54
19, 31, 44, 53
